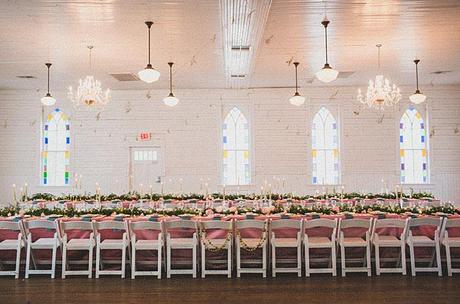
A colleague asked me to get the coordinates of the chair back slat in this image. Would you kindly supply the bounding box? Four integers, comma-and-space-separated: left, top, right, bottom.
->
444, 218, 460, 228
201, 220, 232, 230
61, 221, 93, 232
95, 220, 126, 231
373, 218, 406, 229
25, 220, 57, 231
270, 219, 302, 230
164, 220, 197, 231
408, 217, 442, 228
0, 221, 22, 231
340, 218, 372, 229
130, 220, 162, 231
304, 218, 337, 229
236, 219, 267, 230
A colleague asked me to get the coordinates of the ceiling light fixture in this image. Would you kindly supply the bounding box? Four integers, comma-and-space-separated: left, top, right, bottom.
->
138, 21, 160, 83
357, 44, 401, 110
163, 62, 179, 107
315, 17, 338, 83
409, 59, 427, 104
68, 46, 111, 108
41, 63, 56, 106
289, 62, 306, 106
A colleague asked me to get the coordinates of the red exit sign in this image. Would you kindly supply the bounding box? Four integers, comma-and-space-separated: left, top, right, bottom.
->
137, 132, 151, 141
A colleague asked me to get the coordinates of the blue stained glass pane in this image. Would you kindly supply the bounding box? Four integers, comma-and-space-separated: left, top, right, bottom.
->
312, 136, 316, 145
43, 179, 47, 185
423, 163, 427, 170
44, 138, 48, 144
401, 176, 406, 183
44, 125, 48, 131
332, 123, 337, 129
400, 123, 403, 129
223, 123, 227, 130
421, 136, 425, 143
401, 163, 405, 170
400, 135, 403, 143
333, 136, 337, 144
66, 137, 70, 144
244, 123, 249, 129
313, 177, 317, 184
55, 108, 60, 112
223, 136, 227, 143
334, 163, 339, 170
420, 123, 424, 129
66, 124, 70, 130
423, 176, 427, 182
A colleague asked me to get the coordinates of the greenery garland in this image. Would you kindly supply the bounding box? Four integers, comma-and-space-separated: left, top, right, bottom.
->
20, 190, 435, 203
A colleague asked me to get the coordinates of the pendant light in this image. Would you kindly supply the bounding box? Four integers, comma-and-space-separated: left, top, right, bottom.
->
315, 17, 339, 83
41, 63, 56, 106
138, 21, 160, 83
409, 59, 427, 104
163, 62, 179, 107
289, 62, 305, 106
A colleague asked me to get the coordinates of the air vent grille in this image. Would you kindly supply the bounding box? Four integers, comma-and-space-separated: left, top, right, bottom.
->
110, 73, 140, 81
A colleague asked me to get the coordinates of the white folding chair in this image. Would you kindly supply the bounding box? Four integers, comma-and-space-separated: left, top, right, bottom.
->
406, 217, 443, 276
24, 219, 60, 278
338, 218, 372, 277
371, 218, 407, 275
60, 221, 95, 278
270, 219, 302, 277
129, 220, 163, 279
304, 218, 338, 276
0, 221, 24, 278
200, 220, 233, 278
164, 220, 198, 278
94, 220, 129, 278
235, 219, 268, 278
441, 218, 460, 276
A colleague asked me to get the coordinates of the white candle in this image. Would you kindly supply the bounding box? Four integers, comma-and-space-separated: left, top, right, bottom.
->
12, 184, 17, 203
24, 182, 28, 200
223, 184, 226, 201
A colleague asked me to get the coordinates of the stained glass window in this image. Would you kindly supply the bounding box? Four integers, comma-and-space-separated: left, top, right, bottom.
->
42, 108, 70, 186
312, 107, 339, 185
222, 107, 250, 185
400, 107, 428, 184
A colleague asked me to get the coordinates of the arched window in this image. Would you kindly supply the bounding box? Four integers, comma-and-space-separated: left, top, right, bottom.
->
222, 107, 250, 185
42, 109, 70, 186
400, 108, 428, 184
312, 107, 339, 185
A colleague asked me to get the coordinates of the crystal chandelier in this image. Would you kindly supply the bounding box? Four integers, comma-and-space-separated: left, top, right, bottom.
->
68, 46, 111, 108
357, 44, 401, 110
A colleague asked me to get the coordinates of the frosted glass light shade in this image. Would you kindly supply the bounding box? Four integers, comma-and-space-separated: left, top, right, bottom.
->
316, 64, 339, 83
409, 91, 427, 104
289, 93, 305, 106
41, 93, 56, 106
138, 65, 160, 83
163, 93, 179, 107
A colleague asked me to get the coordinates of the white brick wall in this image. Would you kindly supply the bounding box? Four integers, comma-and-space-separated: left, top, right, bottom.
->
0, 85, 459, 205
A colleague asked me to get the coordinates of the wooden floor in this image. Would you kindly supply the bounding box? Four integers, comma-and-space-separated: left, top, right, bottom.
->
1, 273, 459, 304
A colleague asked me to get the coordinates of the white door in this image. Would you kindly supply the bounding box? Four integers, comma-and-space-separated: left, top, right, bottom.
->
129, 146, 164, 193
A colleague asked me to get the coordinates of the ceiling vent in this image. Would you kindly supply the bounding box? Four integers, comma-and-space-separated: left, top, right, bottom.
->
110, 73, 140, 81
337, 71, 355, 78
16, 75, 36, 79
231, 74, 246, 78
430, 70, 452, 75
231, 45, 251, 51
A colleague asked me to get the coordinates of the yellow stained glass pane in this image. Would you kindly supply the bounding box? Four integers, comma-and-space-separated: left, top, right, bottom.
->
400, 149, 405, 157
42, 151, 48, 157
333, 149, 338, 158
223, 150, 228, 158
244, 150, 249, 159
47, 114, 53, 120
415, 112, 421, 119
422, 149, 426, 157
61, 114, 68, 120
65, 151, 70, 159
312, 149, 317, 157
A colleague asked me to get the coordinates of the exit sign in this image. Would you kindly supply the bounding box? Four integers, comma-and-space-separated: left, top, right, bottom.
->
137, 132, 151, 141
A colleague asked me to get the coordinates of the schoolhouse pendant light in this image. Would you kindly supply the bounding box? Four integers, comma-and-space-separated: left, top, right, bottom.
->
41, 63, 56, 106
138, 21, 160, 83
163, 62, 179, 107
289, 62, 306, 106
315, 17, 339, 83
409, 59, 427, 104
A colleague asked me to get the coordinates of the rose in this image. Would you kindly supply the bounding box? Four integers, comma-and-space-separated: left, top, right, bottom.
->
205, 208, 214, 216
215, 206, 224, 213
